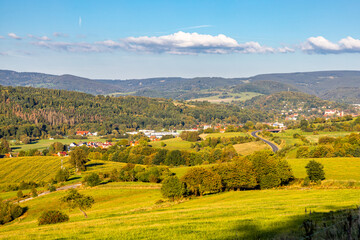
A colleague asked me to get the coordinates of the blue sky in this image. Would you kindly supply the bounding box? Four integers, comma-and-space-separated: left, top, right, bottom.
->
0, 0, 359, 79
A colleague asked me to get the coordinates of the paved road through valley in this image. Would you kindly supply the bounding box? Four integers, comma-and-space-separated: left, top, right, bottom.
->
251, 130, 279, 153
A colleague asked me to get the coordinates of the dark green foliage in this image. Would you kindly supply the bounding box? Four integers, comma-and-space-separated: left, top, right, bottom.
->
305, 160, 325, 182
17, 190, 24, 199
0, 139, 10, 154
55, 168, 70, 182
61, 189, 94, 218
69, 148, 88, 171
31, 187, 38, 197
212, 158, 257, 191
110, 164, 171, 183
179, 131, 201, 142
181, 167, 222, 196
38, 210, 69, 225
48, 184, 56, 192
161, 176, 185, 201
246, 150, 294, 189
83, 173, 101, 187
260, 173, 281, 189
0, 85, 271, 139
0, 200, 24, 225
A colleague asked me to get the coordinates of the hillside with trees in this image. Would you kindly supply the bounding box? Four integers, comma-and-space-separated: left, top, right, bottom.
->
0, 85, 270, 139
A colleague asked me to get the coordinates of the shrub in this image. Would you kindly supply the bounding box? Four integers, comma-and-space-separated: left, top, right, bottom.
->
83, 173, 101, 187
305, 160, 325, 182
161, 176, 185, 201
302, 177, 310, 186
17, 190, 24, 199
0, 200, 23, 225
55, 168, 70, 182
48, 184, 56, 192
31, 187, 38, 197
38, 210, 69, 225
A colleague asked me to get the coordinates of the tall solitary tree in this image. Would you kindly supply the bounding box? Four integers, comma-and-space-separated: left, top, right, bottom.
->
69, 148, 88, 172
61, 189, 94, 218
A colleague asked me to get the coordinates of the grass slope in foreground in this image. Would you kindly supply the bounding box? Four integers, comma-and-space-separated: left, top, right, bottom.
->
0, 184, 359, 239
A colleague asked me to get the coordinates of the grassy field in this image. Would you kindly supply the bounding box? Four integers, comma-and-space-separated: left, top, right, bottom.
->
150, 137, 194, 151
200, 131, 249, 139
188, 92, 262, 103
10, 137, 107, 153
0, 183, 359, 239
288, 157, 360, 181
274, 129, 358, 146
233, 141, 270, 156
0, 156, 71, 185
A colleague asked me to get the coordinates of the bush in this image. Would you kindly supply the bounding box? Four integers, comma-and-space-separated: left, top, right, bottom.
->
38, 210, 69, 225
55, 168, 70, 182
0, 200, 23, 225
17, 190, 24, 199
305, 160, 325, 182
83, 173, 101, 187
31, 187, 38, 197
48, 184, 56, 192
161, 176, 185, 201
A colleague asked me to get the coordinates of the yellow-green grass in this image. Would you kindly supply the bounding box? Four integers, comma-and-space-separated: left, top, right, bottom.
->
233, 141, 270, 156
150, 137, 193, 151
10, 137, 107, 153
0, 156, 71, 186
274, 129, 359, 146
189, 92, 262, 103
200, 131, 249, 139
288, 157, 360, 181
1, 184, 360, 239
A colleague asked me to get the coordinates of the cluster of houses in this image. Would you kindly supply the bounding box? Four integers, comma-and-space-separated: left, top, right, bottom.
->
76, 131, 98, 136
69, 141, 113, 149
126, 130, 180, 140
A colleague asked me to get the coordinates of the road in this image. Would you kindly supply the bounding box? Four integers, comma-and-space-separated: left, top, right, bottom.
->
251, 130, 279, 153
19, 183, 81, 203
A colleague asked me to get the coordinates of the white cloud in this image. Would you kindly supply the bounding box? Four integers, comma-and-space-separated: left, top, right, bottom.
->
114, 31, 277, 54
302, 36, 360, 54
28, 34, 51, 41
32, 31, 295, 55
53, 32, 69, 38
0, 36, 4, 39
8, 33, 22, 40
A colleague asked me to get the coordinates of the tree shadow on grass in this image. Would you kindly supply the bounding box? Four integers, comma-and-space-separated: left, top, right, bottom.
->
85, 162, 104, 168
218, 207, 359, 240
67, 176, 81, 181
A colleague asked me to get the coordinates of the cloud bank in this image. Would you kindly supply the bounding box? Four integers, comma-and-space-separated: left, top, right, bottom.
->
302, 36, 360, 54
26, 31, 360, 55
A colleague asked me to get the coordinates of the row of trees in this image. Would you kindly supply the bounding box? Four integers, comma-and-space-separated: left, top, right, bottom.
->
161, 151, 294, 200
297, 133, 360, 158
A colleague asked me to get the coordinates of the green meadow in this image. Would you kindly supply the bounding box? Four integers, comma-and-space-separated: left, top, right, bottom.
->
0, 183, 359, 239
150, 137, 194, 151
10, 137, 107, 153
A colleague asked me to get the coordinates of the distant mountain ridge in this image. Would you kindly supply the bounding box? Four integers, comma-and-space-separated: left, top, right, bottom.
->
1, 69, 360, 103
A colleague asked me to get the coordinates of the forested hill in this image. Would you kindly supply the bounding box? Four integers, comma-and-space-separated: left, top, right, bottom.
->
0, 85, 270, 138
241, 91, 353, 116
2, 69, 360, 103
0, 70, 121, 95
